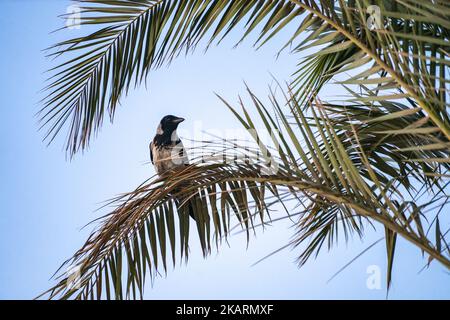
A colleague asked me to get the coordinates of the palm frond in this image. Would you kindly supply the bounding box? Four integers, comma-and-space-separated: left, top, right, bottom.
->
287, 0, 450, 140
40, 0, 304, 156
40, 0, 450, 299
41, 0, 450, 152
41, 85, 450, 299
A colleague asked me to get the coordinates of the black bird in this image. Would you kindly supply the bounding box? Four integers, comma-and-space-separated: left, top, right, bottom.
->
150, 115, 189, 175
150, 115, 195, 220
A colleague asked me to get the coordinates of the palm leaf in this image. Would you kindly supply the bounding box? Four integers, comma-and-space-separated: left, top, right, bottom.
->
40, 0, 304, 156
41, 85, 450, 299
40, 0, 450, 300
288, 0, 450, 139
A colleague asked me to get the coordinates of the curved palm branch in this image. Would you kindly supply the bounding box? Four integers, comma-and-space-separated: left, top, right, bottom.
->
288, 0, 449, 138
40, 0, 304, 156
41, 85, 450, 299
40, 0, 450, 299
40, 0, 450, 155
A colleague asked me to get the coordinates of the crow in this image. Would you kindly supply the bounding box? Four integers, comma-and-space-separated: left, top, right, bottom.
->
150, 115, 196, 220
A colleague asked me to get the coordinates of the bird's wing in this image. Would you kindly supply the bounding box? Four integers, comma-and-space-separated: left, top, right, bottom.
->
149, 141, 154, 164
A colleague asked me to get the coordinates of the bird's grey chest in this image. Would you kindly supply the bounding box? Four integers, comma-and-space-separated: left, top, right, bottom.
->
151, 141, 188, 175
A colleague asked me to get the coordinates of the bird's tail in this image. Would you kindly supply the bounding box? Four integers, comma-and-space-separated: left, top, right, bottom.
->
186, 200, 196, 221
174, 193, 196, 221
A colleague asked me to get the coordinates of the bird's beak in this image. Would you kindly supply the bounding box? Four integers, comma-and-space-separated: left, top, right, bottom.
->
173, 117, 185, 124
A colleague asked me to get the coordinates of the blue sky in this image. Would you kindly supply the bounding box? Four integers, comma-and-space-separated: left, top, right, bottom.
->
0, 0, 448, 299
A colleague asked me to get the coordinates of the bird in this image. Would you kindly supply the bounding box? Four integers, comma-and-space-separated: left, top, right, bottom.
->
150, 115, 189, 175
150, 115, 195, 220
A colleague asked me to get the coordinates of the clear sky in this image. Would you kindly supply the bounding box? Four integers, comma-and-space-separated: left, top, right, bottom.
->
0, 0, 448, 299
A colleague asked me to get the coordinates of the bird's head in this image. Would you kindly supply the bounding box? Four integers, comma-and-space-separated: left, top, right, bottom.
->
157, 115, 185, 136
